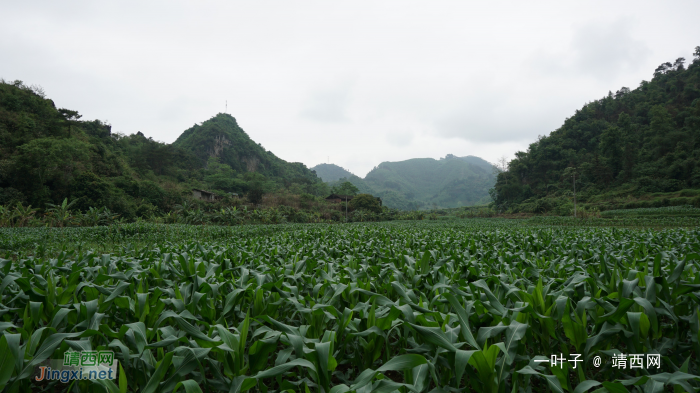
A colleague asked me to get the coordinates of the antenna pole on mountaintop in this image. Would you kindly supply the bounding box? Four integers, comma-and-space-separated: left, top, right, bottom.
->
225, 100, 227, 113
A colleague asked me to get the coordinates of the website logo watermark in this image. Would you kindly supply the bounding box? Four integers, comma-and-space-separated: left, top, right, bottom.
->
35, 350, 118, 383
534, 353, 662, 370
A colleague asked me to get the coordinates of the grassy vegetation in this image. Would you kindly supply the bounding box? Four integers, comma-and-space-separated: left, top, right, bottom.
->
1, 218, 700, 392
600, 205, 700, 217
581, 188, 700, 212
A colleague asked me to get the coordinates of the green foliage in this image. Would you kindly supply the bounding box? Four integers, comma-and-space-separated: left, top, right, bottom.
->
349, 193, 382, 213
0, 187, 25, 206
0, 221, 699, 391
44, 197, 81, 227
0, 81, 332, 217
204, 156, 243, 193
601, 204, 700, 217
13, 137, 92, 204
247, 183, 264, 205
0, 80, 65, 152
327, 175, 376, 195
173, 113, 326, 196
331, 181, 360, 196
71, 171, 113, 211
495, 49, 700, 212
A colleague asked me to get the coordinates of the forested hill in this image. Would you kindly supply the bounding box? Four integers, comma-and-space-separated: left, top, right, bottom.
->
315, 155, 496, 210
493, 47, 700, 213
172, 114, 325, 193
310, 163, 355, 182
0, 80, 327, 218
173, 113, 320, 184
364, 155, 496, 209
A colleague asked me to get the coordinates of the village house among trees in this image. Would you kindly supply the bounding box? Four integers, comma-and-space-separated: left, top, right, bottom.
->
192, 188, 217, 202
325, 194, 354, 203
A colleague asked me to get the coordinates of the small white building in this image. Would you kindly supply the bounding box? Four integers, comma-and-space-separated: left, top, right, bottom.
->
192, 188, 216, 202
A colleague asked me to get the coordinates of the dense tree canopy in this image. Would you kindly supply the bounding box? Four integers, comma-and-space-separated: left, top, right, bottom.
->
492, 48, 700, 212
0, 80, 328, 217
331, 181, 360, 196
349, 193, 382, 213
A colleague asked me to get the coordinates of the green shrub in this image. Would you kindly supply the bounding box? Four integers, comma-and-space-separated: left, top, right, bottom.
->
135, 203, 157, 218
693, 195, 700, 208
679, 188, 700, 197
349, 194, 382, 213
0, 187, 26, 206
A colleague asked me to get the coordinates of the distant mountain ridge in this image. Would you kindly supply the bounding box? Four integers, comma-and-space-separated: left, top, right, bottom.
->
0, 78, 492, 214
311, 155, 496, 210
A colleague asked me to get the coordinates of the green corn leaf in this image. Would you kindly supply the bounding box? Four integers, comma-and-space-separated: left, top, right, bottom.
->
351, 354, 428, 390
142, 351, 175, 393
444, 292, 480, 349
408, 322, 458, 352
19, 331, 81, 379
172, 379, 204, 393
573, 380, 602, 393
454, 349, 477, 388
0, 335, 15, 390
468, 345, 500, 382
472, 280, 507, 316
93, 379, 120, 393
633, 297, 658, 333
253, 358, 317, 379
119, 362, 127, 393
228, 375, 257, 393
476, 323, 507, 348
516, 366, 564, 393
315, 341, 332, 391
601, 381, 628, 393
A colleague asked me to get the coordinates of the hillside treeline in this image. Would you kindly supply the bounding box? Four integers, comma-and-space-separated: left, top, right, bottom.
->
0, 80, 328, 219
493, 47, 700, 213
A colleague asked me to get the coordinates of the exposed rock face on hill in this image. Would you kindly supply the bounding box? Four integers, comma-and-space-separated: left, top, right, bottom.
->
173, 114, 321, 184
208, 135, 230, 158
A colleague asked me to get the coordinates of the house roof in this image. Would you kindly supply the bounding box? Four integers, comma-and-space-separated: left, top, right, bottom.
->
192, 188, 215, 195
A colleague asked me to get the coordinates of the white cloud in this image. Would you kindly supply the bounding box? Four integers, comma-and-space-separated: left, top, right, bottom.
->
529, 18, 651, 83
1, 0, 698, 176
300, 79, 354, 123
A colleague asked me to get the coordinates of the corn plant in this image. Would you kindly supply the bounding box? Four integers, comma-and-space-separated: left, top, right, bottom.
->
0, 221, 699, 392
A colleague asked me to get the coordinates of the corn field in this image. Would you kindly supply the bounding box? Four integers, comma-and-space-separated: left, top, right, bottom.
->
1, 221, 700, 392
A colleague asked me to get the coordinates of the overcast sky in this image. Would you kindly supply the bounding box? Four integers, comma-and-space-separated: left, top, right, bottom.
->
3, 1, 698, 177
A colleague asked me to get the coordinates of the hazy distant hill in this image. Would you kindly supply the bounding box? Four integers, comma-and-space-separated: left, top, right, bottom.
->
364, 155, 496, 209
456, 155, 497, 173
311, 163, 355, 182
313, 155, 496, 210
